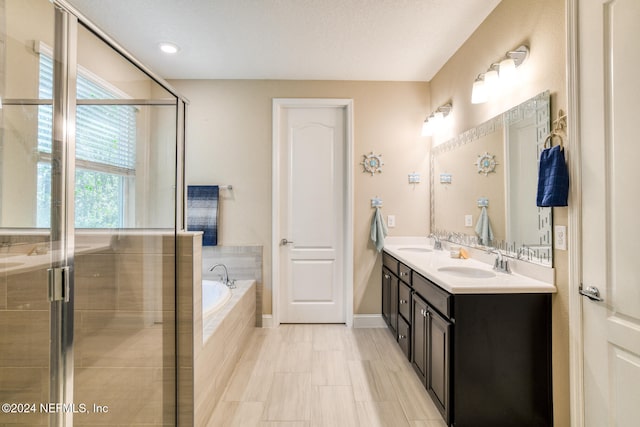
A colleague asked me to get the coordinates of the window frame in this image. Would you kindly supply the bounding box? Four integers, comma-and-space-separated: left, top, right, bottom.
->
36, 42, 137, 228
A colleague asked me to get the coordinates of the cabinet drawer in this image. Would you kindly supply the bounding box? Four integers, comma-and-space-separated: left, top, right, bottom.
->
413, 273, 452, 319
398, 281, 412, 322
397, 316, 411, 360
382, 252, 398, 275
398, 262, 412, 284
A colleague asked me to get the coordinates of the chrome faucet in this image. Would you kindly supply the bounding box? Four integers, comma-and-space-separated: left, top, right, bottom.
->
428, 233, 443, 250
491, 249, 511, 273
209, 263, 236, 288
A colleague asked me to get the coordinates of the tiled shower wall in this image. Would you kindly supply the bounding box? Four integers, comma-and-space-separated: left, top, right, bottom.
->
201, 245, 263, 327
0, 232, 176, 426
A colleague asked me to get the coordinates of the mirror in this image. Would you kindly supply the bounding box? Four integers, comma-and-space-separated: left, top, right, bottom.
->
431, 91, 552, 266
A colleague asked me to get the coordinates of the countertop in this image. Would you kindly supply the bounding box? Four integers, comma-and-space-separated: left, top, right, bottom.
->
383, 239, 556, 295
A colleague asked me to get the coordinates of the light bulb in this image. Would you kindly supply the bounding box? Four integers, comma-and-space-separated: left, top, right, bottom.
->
159, 42, 180, 54
484, 68, 499, 92
471, 79, 488, 104
499, 58, 517, 83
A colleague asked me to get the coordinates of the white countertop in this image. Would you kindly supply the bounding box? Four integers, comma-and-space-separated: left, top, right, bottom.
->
383, 239, 556, 295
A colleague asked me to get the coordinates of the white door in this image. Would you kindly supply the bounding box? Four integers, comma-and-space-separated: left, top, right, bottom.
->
578, 0, 640, 425
277, 103, 347, 323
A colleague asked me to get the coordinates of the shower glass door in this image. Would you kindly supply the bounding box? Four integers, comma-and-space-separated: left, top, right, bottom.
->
0, 1, 57, 426
0, 1, 182, 425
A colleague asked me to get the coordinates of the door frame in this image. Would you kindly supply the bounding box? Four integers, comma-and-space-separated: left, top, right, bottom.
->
567, 0, 585, 425
271, 98, 354, 327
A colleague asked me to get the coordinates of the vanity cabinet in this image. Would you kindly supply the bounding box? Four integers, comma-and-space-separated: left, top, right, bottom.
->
411, 279, 451, 423
381, 267, 398, 334
382, 252, 412, 359
382, 251, 553, 427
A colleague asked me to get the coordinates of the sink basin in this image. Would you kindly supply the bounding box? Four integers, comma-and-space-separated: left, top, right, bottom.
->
437, 266, 496, 279
397, 247, 432, 253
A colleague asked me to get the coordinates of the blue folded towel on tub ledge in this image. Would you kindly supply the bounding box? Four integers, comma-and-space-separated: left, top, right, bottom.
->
537, 145, 569, 207
370, 207, 388, 252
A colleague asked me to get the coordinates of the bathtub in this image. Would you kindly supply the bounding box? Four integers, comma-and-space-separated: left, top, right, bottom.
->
201, 279, 255, 344
202, 279, 232, 318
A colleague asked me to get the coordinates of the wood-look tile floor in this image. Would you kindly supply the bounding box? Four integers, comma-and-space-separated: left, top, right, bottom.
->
207, 324, 447, 427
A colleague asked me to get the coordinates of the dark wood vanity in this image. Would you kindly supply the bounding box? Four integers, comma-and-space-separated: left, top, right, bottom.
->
382, 250, 553, 427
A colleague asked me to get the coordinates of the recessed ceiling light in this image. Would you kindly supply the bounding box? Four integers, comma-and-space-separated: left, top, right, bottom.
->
159, 42, 180, 54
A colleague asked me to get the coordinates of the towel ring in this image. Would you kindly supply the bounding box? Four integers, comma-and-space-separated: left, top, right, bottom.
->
544, 132, 564, 150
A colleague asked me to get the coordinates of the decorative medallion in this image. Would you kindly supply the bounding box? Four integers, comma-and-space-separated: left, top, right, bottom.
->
475, 152, 498, 176
360, 152, 384, 176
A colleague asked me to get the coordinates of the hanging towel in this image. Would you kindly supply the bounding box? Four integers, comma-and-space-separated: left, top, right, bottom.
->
187, 185, 219, 246
537, 145, 569, 207
370, 207, 388, 252
475, 206, 494, 246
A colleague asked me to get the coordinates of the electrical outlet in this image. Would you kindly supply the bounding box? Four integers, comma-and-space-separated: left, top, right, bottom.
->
465, 214, 473, 227
387, 215, 396, 228
554, 225, 567, 250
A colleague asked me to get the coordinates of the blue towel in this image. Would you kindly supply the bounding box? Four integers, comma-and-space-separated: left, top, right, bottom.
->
537, 145, 569, 207
187, 185, 219, 246
475, 206, 494, 246
370, 207, 388, 252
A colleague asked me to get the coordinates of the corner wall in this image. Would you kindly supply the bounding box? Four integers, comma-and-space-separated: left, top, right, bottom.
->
171, 79, 430, 316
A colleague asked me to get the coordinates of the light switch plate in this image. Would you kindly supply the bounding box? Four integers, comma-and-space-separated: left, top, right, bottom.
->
554, 225, 567, 250
387, 215, 396, 228
465, 214, 473, 227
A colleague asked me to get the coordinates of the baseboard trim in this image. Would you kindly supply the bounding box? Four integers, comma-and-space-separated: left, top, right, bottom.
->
353, 314, 387, 328
262, 314, 385, 328
262, 314, 274, 328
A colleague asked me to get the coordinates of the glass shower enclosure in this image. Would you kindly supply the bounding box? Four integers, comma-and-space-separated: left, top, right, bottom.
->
0, 1, 186, 425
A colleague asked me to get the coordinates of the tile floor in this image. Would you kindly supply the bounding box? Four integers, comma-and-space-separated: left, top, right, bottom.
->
207, 324, 446, 426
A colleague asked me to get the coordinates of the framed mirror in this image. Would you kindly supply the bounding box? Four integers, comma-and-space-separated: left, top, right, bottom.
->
430, 91, 552, 266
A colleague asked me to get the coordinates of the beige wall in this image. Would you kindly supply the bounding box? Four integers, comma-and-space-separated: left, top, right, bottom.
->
171, 80, 430, 315
428, 0, 569, 425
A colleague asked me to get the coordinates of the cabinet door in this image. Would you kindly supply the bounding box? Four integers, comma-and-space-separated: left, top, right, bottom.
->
382, 268, 392, 326
389, 274, 399, 335
411, 295, 427, 384
427, 307, 451, 423
397, 316, 411, 360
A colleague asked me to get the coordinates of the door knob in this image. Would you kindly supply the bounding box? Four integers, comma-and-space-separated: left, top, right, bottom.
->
280, 238, 294, 246
579, 285, 604, 302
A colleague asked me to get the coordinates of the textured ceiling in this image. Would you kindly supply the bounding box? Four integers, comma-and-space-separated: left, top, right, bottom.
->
65, 0, 501, 81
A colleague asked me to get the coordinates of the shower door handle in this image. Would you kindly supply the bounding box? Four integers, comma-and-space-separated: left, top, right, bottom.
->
280, 238, 294, 246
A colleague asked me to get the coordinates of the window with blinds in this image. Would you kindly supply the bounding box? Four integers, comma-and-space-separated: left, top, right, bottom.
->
36, 53, 137, 228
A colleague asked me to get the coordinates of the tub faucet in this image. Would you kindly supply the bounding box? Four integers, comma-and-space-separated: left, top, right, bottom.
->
209, 264, 235, 288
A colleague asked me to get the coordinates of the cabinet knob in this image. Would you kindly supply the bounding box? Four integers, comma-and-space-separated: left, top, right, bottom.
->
399, 299, 406, 304
384, 274, 390, 279
398, 334, 406, 340
400, 271, 407, 277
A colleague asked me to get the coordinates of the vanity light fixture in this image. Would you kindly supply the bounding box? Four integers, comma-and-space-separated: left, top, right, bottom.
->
421, 103, 452, 136
159, 42, 180, 54
471, 45, 529, 104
